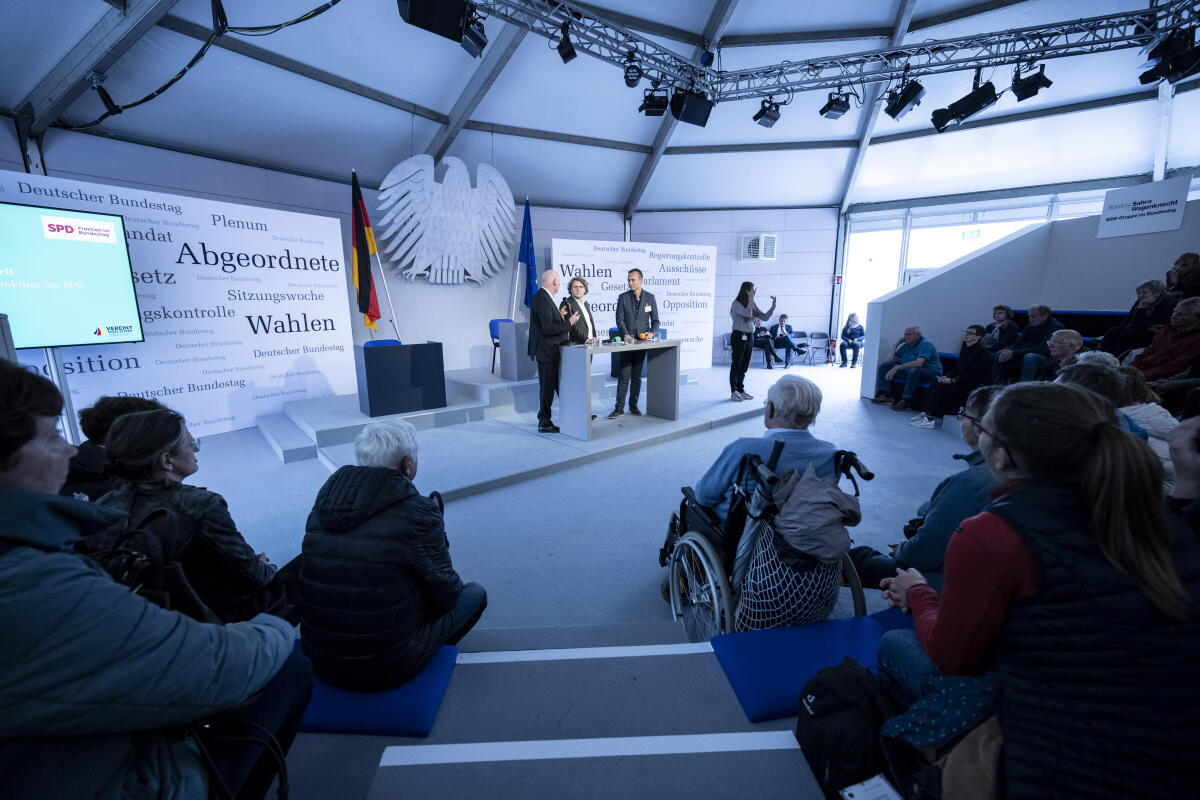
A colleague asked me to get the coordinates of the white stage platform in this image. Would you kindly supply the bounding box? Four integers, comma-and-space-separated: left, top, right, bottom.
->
255, 365, 766, 501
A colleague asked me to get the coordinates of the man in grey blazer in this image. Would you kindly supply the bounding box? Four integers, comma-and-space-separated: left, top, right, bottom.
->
610, 268, 660, 419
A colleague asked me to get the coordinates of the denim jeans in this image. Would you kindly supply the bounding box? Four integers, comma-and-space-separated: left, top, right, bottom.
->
1020, 352, 1049, 382
878, 629, 942, 706
875, 364, 937, 399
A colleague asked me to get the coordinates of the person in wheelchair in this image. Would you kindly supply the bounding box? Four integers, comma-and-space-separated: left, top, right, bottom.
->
695, 374, 839, 526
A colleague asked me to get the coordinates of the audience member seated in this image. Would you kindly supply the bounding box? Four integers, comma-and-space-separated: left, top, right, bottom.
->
1025, 328, 1082, 381
839, 313, 865, 368
0, 362, 311, 800
993, 304, 1063, 382
298, 420, 486, 691
97, 409, 297, 623
871, 325, 943, 411
1075, 350, 1120, 370
979, 304, 1019, 354
1100, 279, 1176, 355
1118, 366, 1179, 489
59, 395, 165, 501
852, 385, 999, 590
1054, 363, 1149, 438
910, 325, 991, 429
1166, 252, 1200, 301
1148, 350, 1200, 415
753, 325, 780, 368
1131, 297, 1200, 380
875, 382, 1200, 798
1168, 416, 1200, 532
770, 314, 805, 366
695, 375, 838, 526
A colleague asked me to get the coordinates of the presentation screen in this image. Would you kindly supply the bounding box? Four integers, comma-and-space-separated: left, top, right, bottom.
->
0, 200, 143, 349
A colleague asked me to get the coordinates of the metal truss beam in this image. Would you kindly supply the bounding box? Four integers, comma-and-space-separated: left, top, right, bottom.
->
16, 0, 180, 136
425, 24, 526, 162
475, 0, 1200, 105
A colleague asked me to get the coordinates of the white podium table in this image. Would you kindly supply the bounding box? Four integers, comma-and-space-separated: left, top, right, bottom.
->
558, 340, 681, 441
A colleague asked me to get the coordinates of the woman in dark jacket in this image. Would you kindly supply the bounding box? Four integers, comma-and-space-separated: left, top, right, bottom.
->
1100, 279, 1177, 355
910, 325, 991, 428
839, 313, 865, 368
97, 409, 294, 622
299, 419, 486, 691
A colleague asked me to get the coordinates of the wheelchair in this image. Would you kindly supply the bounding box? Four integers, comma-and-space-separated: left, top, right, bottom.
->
658, 442, 872, 642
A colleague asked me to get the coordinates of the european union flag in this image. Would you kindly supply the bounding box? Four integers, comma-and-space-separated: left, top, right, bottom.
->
519, 199, 537, 308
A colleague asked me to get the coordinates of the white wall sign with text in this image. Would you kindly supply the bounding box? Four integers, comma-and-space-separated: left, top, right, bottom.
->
1097, 175, 1190, 239
0, 169, 355, 438
550, 238, 717, 372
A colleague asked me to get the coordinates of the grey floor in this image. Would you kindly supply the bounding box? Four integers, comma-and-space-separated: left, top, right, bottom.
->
197, 360, 969, 799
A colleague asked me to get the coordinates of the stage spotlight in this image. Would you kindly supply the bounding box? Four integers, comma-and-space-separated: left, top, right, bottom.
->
557, 20, 577, 63
397, 0, 468, 42
699, 49, 715, 67
1164, 45, 1200, 83
884, 79, 925, 119
670, 88, 713, 127
638, 87, 669, 116
461, 17, 487, 58
1139, 28, 1194, 83
930, 70, 997, 132
819, 92, 850, 119
1011, 64, 1052, 101
623, 52, 642, 88
753, 98, 781, 128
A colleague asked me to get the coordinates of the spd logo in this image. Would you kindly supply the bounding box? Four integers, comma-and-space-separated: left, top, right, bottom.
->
42, 215, 117, 243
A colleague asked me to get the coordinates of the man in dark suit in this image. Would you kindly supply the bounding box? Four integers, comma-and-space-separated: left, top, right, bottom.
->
769, 314, 805, 367
610, 268, 660, 419
528, 269, 578, 433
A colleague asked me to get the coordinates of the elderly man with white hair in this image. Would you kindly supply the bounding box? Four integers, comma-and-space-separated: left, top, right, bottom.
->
694, 374, 840, 525
298, 419, 486, 691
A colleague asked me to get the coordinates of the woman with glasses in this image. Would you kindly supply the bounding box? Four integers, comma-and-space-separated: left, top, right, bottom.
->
910, 324, 991, 429
97, 409, 296, 622
878, 382, 1200, 797
850, 385, 999, 590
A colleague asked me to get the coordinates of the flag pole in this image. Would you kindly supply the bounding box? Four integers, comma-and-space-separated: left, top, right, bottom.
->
372, 250, 402, 340
508, 195, 527, 321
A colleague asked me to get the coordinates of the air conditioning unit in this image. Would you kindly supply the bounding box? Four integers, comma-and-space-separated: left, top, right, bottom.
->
738, 233, 778, 261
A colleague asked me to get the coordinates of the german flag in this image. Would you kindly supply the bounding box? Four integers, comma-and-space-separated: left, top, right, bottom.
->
351, 170, 381, 331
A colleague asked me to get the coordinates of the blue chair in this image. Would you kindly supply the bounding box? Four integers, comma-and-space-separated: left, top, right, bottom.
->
364, 339, 401, 347
807, 332, 832, 364
489, 318, 512, 373
720, 332, 731, 364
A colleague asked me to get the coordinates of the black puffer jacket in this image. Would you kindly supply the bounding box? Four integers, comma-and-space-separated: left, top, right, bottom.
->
298, 466, 463, 691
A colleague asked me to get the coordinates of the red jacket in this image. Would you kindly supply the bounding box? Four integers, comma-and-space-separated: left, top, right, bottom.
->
1131, 324, 1200, 379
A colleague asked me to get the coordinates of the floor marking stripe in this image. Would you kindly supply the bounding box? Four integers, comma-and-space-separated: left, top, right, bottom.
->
455, 642, 713, 664
378, 731, 797, 767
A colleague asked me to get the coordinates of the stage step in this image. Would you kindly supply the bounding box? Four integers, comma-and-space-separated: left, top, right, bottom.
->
255, 413, 317, 463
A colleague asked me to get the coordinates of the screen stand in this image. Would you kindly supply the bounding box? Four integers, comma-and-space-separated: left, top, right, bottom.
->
47, 347, 82, 445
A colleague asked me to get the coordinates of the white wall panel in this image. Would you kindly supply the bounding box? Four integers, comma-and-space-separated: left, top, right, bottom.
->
0, 120, 22, 173
1168, 88, 1200, 171
851, 101, 1158, 205
0, 3, 108, 109
445, 129, 645, 210
640, 149, 852, 209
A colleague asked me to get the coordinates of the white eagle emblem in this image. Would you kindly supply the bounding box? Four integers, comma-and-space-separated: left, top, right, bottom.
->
375, 155, 517, 285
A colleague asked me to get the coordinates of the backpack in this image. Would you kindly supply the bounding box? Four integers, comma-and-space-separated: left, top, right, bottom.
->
794, 657, 903, 800
78, 506, 223, 624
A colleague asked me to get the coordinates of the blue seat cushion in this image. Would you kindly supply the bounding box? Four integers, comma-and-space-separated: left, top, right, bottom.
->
295, 642, 457, 736
711, 609, 914, 723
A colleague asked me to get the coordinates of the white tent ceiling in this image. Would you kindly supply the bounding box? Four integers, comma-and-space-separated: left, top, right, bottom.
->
1, 0, 1197, 213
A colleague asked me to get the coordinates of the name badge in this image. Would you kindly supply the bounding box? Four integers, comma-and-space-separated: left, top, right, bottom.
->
644, 304, 651, 312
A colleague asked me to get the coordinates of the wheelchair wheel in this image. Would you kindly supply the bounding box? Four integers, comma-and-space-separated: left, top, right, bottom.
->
668, 531, 734, 642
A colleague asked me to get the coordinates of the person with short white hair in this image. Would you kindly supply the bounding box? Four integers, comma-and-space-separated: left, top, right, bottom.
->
298, 419, 487, 691
1075, 350, 1120, 370
694, 374, 839, 524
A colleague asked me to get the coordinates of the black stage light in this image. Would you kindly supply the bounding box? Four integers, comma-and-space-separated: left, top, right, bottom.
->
753, 98, 781, 128
1164, 45, 1200, 83
638, 87, 669, 116
819, 92, 850, 119
461, 18, 487, 58
1011, 64, 1052, 101
931, 71, 997, 132
699, 49, 715, 67
557, 20, 577, 63
1140, 28, 1194, 83
624, 52, 642, 88
884, 79, 925, 119
670, 88, 714, 127
397, 0, 468, 42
